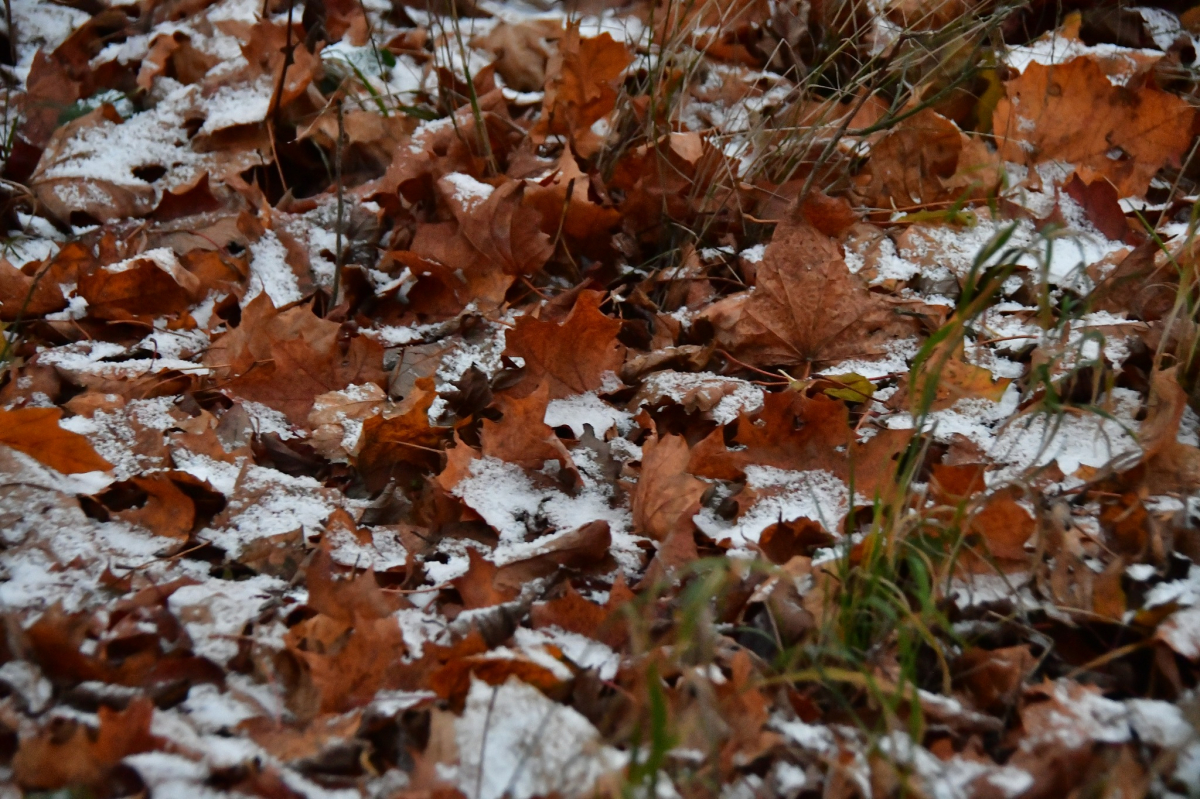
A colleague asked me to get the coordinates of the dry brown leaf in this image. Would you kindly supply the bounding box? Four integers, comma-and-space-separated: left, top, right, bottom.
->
534, 26, 632, 154
632, 433, 708, 542
859, 109, 963, 209
209, 296, 386, 425
473, 19, 563, 92
78, 249, 201, 321
994, 57, 1196, 197
13, 697, 156, 790
700, 220, 913, 369
503, 290, 626, 399
409, 178, 553, 314
356, 377, 450, 488
0, 407, 112, 474
481, 381, 575, 472
494, 520, 614, 591
689, 391, 852, 481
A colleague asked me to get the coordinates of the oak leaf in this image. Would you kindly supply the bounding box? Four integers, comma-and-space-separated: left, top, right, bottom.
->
530, 578, 634, 649
453, 549, 519, 610
78, 248, 201, 321
409, 178, 552, 315
534, 26, 632, 153
932, 464, 1034, 561
480, 381, 574, 471
473, 19, 563, 92
494, 520, 614, 591
859, 109, 963, 209
524, 147, 621, 259
357, 377, 451, 489
284, 615, 407, 717
209, 296, 386, 425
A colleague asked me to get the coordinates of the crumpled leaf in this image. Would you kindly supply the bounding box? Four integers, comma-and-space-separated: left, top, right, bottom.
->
207, 295, 387, 425
533, 26, 632, 154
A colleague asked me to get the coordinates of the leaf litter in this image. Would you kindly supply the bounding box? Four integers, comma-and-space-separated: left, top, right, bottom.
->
1, 0, 1200, 797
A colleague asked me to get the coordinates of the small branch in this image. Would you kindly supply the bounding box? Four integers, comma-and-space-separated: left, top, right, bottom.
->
331, 92, 346, 310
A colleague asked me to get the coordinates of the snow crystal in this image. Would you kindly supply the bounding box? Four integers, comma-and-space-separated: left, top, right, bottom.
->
167, 575, 284, 665
124, 752, 214, 792
635, 370, 764, 424
879, 731, 1034, 799
180, 683, 259, 733
171, 451, 242, 496
1137, 6, 1189, 51
898, 215, 1123, 289
544, 393, 633, 437
1125, 699, 1194, 748
455, 676, 628, 799
822, 337, 919, 380
771, 717, 836, 752
514, 626, 620, 680
8, 0, 90, 73
1158, 606, 1200, 659
1021, 681, 1131, 751
771, 762, 809, 795
443, 172, 494, 211
245, 231, 303, 308
948, 572, 1035, 609
241, 400, 302, 440
987, 388, 1142, 485
1146, 565, 1200, 609
199, 77, 273, 134
1005, 37, 1161, 86
58, 400, 173, 481
740, 243, 766, 263
450, 456, 642, 573
435, 315, 513, 389
38, 82, 205, 191
203, 465, 335, 556
0, 661, 52, 713
694, 466, 850, 547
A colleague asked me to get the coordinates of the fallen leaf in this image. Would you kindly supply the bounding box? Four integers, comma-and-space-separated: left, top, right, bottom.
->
0, 407, 112, 474
534, 26, 632, 154
700, 220, 914, 369
859, 109, 963, 209
993, 56, 1196, 197
632, 433, 708, 541
210, 296, 387, 425
13, 697, 156, 790
481, 381, 575, 471
689, 391, 852, 481
503, 290, 626, 399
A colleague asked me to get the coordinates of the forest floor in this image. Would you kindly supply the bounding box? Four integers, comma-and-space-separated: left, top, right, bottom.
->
2, 0, 1200, 797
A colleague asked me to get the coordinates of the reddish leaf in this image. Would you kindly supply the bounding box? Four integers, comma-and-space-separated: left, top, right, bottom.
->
0, 407, 112, 474
503, 290, 625, 399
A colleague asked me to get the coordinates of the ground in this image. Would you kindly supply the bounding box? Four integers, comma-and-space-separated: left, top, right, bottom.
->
1, 0, 1200, 797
